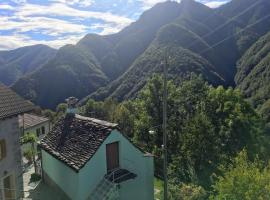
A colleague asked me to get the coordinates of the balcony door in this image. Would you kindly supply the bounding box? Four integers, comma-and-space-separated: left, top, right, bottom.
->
106, 142, 119, 172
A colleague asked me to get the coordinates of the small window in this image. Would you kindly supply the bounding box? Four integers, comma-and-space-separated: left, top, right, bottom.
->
0, 139, 7, 160
41, 126, 45, 135
36, 128, 41, 137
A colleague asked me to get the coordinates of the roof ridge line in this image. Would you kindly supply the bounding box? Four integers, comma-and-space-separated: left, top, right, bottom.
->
75, 114, 118, 128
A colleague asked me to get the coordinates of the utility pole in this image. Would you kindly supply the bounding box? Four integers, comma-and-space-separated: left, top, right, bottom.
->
163, 54, 168, 200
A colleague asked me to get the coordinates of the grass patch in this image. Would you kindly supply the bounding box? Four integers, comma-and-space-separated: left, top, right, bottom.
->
154, 178, 163, 200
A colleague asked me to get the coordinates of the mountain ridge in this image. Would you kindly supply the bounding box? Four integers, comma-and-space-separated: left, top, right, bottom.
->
0, 44, 56, 86
11, 0, 270, 110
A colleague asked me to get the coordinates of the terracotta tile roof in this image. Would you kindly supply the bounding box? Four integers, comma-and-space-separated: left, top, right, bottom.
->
0, 84, 35, 120
40, 114, 118, 172
19, 113, 49, 129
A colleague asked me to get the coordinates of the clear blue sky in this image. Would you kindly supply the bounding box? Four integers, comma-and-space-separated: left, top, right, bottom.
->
0, 0, 229, 50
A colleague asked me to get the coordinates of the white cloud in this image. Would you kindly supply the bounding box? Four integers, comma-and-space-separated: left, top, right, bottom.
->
0, 34, 29, 50
16, 3, 133, 27
90, 23, 123, 35
0, 0, 230, 50
137, 0, 182, 10
139, 0, 166, 9
0, 2, 134, 50
0, 4, 15, 10
0, 33, 84, 50
10, 0, 27, 4
0, 16, 88, 36
49, 0, 93, 7
137, 0, 228, 9
204, 1, 228, 8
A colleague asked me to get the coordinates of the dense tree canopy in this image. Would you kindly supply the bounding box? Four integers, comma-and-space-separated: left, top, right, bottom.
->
210, 150, 270, 200
83, 75, 268, 194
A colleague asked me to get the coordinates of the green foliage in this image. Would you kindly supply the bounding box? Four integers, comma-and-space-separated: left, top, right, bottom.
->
90, 42, 224, 102
219, 0, 270, 36
82, 74, 268, 196
22, 133, 37, 144
84, 74, 268, 189
42, 109, 56, 122
11, 2, 183, 109
11, 0, 270, 111
0, 45, 56, 86
12, 44, 109, 109
154, 178, 163, 199
83, 98, 135, 137
236, 31, 270, 123
127, 75, 267, 188
170, 85, 265, 187
210, 150, 270, 200
23, 148, 36, 163
169, 183, 207, 200
56, 103, 67, 113
259, 99, 270, 126
30, 173, 41, 183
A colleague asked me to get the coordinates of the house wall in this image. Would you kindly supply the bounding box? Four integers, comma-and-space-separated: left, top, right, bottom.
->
0, 117, 23, 200
25, 121, 50, 139
41, 130, 154, 200
78, 130, 154, 200
21, 121, 50, 153
41, 150, 79, 200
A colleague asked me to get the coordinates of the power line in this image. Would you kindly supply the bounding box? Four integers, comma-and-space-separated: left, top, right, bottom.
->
186, 0, 264, 50
198, 13, 270, 55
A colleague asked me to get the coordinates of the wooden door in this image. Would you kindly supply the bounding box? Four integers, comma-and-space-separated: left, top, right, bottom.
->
106, 142, 119, 172
3, 174, 16, 200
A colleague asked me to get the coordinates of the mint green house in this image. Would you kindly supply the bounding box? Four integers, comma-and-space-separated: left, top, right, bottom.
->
40, 113, 154, 200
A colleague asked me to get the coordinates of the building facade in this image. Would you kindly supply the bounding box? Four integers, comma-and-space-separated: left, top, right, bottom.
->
0, 117, 23, 200
19, 113, 51, 140
0, 84, 34, 200
19, 114, 51, 156
40, 114, 154, 200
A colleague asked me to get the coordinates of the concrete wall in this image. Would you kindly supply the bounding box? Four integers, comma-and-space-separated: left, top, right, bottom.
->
107, 130, 154, 200
0, 117, 23, 200
42, 130, 154, 200
79, 130, 154, 200
41, 150, 79, 200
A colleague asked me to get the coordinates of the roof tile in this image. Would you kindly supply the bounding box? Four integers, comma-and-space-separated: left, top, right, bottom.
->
0, 84, 35, 120
40, 114, 118, 172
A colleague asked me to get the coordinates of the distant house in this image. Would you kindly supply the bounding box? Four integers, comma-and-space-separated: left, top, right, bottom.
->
39, 98, 154, 200
19, 114, 51, 167
0, 84, 34, 200
19, 113, 51, 140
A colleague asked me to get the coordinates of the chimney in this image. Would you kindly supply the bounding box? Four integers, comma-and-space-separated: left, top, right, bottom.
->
65, 97, 79, 116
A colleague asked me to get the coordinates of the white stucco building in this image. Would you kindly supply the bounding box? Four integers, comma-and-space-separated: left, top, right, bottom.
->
19, 113, 51, 140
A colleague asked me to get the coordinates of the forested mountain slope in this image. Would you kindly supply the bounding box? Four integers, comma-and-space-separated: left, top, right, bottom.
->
12, 1, 183, 109
85, 0, 270, 102
12, 0, 270, 109
0, 45, 56, 85
235, 31, 270, 123
12, 44, 108, 109
78, 1, 182, 80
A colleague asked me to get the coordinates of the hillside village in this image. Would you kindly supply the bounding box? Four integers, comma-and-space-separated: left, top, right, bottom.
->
1, 0, 270, 200
0, 85, 154, 200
